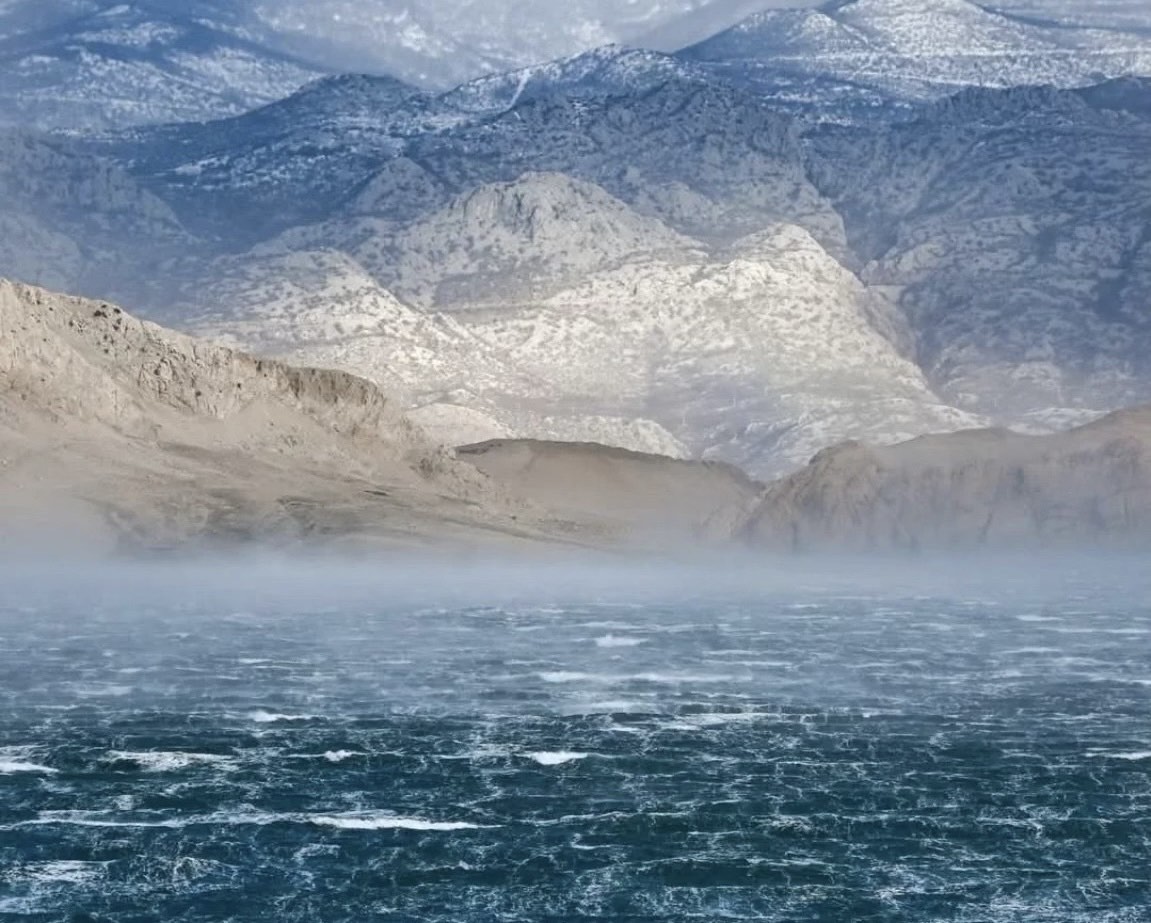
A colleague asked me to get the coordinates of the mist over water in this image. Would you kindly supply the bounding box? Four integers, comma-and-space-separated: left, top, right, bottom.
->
2, 556, 1149, 921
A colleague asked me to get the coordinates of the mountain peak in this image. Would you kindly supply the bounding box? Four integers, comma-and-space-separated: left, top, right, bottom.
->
442, 44, 702, 115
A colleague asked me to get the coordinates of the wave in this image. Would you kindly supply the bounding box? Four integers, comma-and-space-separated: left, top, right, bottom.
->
323, 750, 362, 763
10, 861, 107, 885
11, 810, 494, 833
310, 815, 490, 831
528, 751, 590, 766
538, 671, 593, 683
594, 634, 646, 648
245, 710, 323, 723
105, 751, 236, 772
0, 748, 57, 774
0, 759, 57, 775
538, 670, 732, 685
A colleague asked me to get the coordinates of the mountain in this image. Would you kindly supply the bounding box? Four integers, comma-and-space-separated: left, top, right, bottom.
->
806, 82, 1151, 429
105, 72, 436, 241
741, 406, 1151, 551
0, 130, 193, 298
0, 0, 327, 132
681, 0, 1151, 104
184, 204, 976, 476
3, 51, 1151, 478
985, 0, 1151, 32
346, 172, 702, 308
439, 46, 708, 114
106, 53, 830, 247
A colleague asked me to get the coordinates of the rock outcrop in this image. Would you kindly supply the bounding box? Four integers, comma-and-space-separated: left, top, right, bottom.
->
742, 407, 1151, 551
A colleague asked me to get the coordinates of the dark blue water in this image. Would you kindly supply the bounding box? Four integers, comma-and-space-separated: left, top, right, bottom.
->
1, 562, 1150, 922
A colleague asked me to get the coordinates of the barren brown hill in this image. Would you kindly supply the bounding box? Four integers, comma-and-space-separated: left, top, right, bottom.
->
458, 438, 761, 546
0, 279, 595, 555
741, 409, 1151, 551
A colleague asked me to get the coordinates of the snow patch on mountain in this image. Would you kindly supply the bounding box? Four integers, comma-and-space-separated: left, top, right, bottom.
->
682, 0, 1151, 103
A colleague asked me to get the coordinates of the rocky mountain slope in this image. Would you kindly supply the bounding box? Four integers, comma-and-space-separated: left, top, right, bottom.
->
182, 177, 977, 474
0, 0, 768, 130
9, 277, 1151, 557
0, 279, 594, 554
741, 406, 1151, 551
807, 81, 1151, 429
0, 1, 326, 131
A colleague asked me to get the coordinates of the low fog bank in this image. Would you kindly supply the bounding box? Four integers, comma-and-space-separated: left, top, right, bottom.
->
3, 551, 1148, 614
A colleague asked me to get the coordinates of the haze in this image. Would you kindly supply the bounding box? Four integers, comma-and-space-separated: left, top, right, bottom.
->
4, 0, 1150, 88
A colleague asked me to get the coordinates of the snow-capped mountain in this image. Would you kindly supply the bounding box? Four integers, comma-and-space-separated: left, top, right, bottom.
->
0, 0, 326, 131
681, 0, 1151, 103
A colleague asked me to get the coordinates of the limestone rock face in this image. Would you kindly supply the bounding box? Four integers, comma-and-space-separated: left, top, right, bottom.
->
742, 408, 1151, 551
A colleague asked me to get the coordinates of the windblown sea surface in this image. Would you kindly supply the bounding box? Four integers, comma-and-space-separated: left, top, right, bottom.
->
1, 558, 1149, 922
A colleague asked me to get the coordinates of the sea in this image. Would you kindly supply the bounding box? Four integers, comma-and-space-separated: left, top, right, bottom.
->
1, 557, 1149, 922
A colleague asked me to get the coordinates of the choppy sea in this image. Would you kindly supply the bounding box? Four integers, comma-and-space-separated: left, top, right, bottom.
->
1, 559, 1149, 922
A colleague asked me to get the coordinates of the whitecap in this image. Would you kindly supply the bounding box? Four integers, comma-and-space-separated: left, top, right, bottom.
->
15, 811, 182, 829
1106, 751, 1151, 761
324, 750, 361, 763
538, 671, 594, 684
14, 861, 106, 885
105, 751, 236, 773
0, 749, 57, 775
0, 760, 57, 775
528, 751, 590, 766
309, 814, 491, 831
246, 710, 321, 723
672, 712, 766, 729
558, 700, 649, 716
13, 810, 492, 832
629, 672, 733, 684
594, 634, 645, 648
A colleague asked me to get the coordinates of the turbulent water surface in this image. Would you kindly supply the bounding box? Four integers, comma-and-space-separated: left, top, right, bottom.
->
1, 561, 1149, 922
